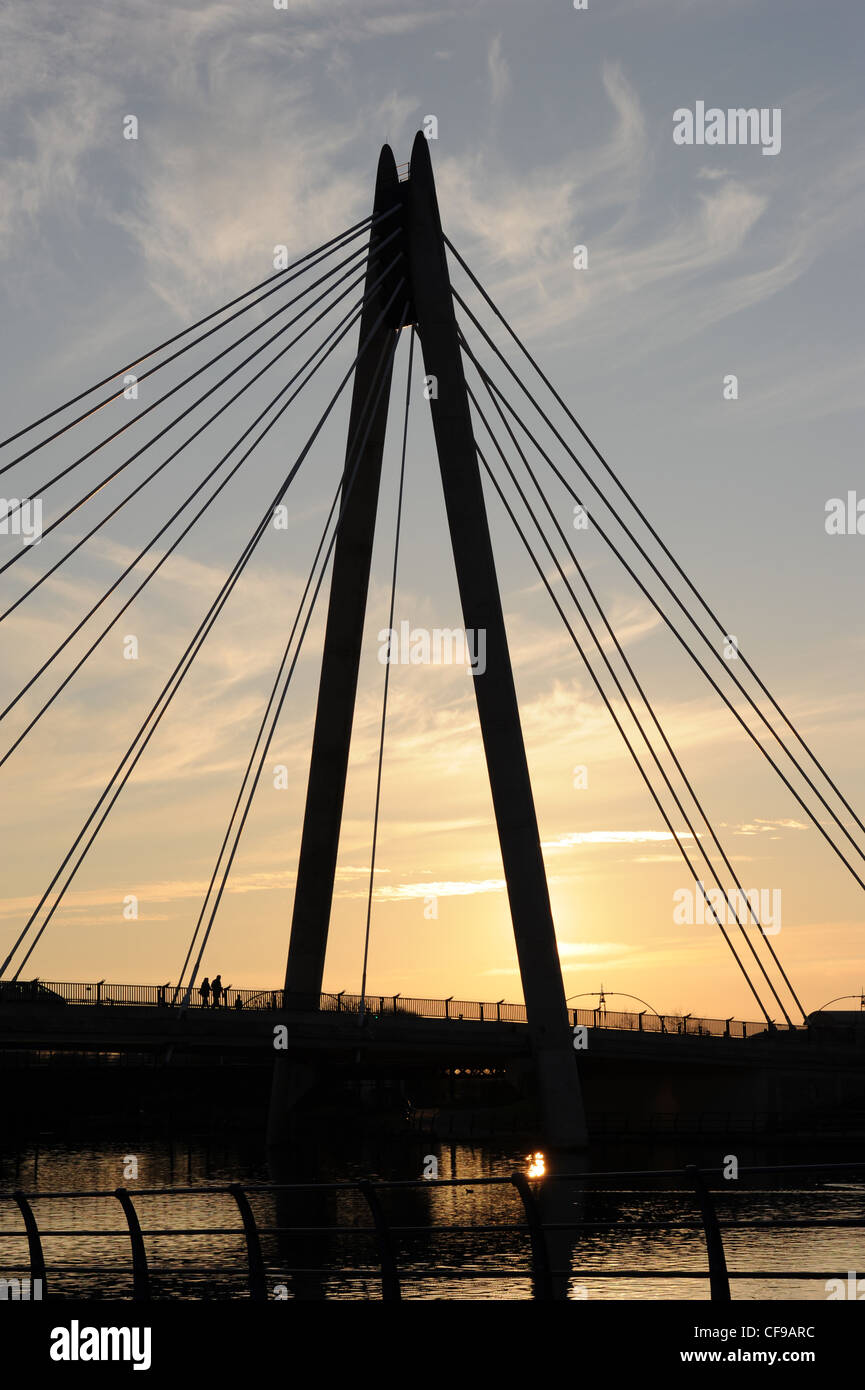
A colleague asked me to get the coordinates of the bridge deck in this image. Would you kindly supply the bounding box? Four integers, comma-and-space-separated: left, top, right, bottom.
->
0, 979, 800, 1039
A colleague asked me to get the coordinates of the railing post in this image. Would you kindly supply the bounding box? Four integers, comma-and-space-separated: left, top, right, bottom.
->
497, 999, 504, 1022
229, 1184, 267, 1302
510, 1172, 553, 1300
13, 1191, 47, 1298
337, 990, 345, 1013
686, 1165, 730, 1302
114, 1188, 150, 1301
445, 996, 453, 1020
358, 1181, 401, 1301
638, 1010, 645, 1032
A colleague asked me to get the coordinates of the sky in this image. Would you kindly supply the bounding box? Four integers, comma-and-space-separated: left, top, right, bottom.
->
0, 0, 863, 1022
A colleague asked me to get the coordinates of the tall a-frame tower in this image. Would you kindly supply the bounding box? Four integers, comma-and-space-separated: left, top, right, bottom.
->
273, 134, 586, 1150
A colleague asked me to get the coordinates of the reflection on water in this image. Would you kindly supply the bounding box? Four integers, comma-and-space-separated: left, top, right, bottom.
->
0, 1136, 861, 1301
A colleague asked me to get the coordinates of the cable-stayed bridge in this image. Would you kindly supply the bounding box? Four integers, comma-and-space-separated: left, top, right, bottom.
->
1, 133, 863, 1149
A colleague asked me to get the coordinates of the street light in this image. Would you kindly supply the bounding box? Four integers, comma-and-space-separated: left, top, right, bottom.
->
812, 992, 865, 1013
565, 990, 662, 1016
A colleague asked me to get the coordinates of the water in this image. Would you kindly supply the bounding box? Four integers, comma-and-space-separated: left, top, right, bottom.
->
1, 1137, 861, 1300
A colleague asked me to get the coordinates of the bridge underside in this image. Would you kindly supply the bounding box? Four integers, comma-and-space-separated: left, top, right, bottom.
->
4, 1004, 863, 1147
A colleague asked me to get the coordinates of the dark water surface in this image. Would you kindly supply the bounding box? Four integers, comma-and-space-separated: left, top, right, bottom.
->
1, 1135, 862, 1300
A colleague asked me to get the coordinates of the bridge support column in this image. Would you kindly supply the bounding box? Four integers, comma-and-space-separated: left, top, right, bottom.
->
271, 136, 587, 1151
405, 132, 586, 1150
280, 146, 403, 1009
269, 148, 402, 1147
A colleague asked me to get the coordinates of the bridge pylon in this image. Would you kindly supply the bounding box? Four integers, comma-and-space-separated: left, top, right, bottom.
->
270, 134, 587, 1151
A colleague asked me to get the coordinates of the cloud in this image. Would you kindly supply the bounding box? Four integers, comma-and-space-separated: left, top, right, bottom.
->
0, 0, 428, 317
442, 68, 865, 361
0, 868, 298, 921
440, 62, 647, 274
727, 818, 809, 837
558, 941, 630, 958
542, 829, 696, 851
336, 864, 388, 878
487, 35, 510, 108
360, 878, 507, 902
484, 941, 632, 976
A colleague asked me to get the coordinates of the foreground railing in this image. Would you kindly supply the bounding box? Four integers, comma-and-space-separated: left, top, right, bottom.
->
0, 1161, 861, 1301
2, 980, 803, 1041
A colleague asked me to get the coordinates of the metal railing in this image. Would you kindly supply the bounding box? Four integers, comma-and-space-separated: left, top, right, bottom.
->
0, 1160, 861, 1301
1, 980, 803, 1040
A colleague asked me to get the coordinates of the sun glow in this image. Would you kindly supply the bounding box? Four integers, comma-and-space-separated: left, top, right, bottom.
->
526, 1151, 545, 1178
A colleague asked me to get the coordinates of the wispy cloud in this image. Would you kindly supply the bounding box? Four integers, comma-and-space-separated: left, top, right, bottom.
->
484, 941, 632, 976
542, 829, 696, 852
487, 35, 510, 108
350, 878, 507, 902
727, 818, 809, 837
443, 66, 865, 361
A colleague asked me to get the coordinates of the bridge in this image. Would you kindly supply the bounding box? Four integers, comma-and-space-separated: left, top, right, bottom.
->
2, 979, 863, 1145
0, 977, 806, 1033
1, 131, 864, 1150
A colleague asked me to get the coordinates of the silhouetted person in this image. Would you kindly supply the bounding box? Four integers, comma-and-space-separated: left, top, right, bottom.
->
234, 996, 243, 1011
199, 977, 210, 1009
211, 974, 223, 1009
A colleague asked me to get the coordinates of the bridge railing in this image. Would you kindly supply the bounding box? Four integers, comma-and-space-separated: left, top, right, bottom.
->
13, 980, 798, 1038
0, 1159, 861, 1301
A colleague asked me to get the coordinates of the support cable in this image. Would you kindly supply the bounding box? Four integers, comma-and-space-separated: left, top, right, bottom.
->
466, 365, 797, 1025
473, 428, 776, 1026
465, 346, 805, 1023
446, 235, 865, 850
0, 255, 402, 749
178, 312, 409, 1007
0, 234, 400, 612
359, 326, 415, 1019
0, 229, 397, 544
454, 286, 865, 870
174, 481, 340, 1006
0, 210, 396, 453
457, 329, 865, 895
0, 280, 406, 980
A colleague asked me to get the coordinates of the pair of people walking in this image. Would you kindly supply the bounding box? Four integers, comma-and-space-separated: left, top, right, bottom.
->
198, 974, 225, 1008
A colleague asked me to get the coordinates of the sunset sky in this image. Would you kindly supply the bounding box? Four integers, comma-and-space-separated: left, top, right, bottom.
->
0, 0, 863, 1022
